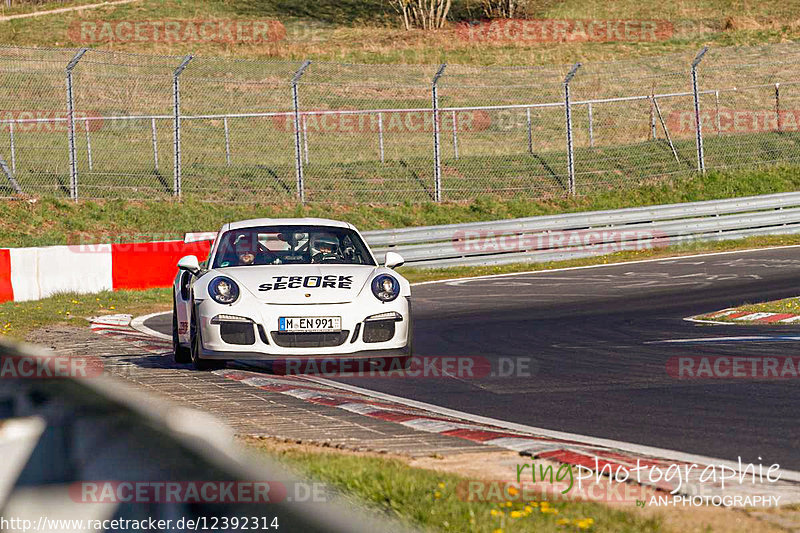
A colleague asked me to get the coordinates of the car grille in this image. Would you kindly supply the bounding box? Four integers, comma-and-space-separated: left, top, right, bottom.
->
270, 331, 350, 348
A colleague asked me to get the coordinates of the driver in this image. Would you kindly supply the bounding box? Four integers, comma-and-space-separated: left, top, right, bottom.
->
234, 234, 256, 266
310, 233, 340, 263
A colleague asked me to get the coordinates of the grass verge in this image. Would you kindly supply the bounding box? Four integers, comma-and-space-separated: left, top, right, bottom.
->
242, 437, 661, 532
0, 287, 171, 339
694, 296, 800, 323
3, 166, 800, 248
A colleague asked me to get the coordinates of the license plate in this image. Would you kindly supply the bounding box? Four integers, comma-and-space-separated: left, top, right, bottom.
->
279, 316, 341, 333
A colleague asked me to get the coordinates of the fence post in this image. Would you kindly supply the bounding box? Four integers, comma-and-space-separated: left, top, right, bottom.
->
451, 110, 459, 160
224, 116, 231, 166
65, 48, 86, 202
775, 83, 781, 132
431, 63, 447, 203
564, 63, 581, 196
649, 95, 656, 140
526, 107, 532, 154
378, 112, 385, 164
172, 54, 193, 198
291, 60, 311, 204
691, 47, 708, 173
9, 121, 15, 174
84, 118, 93, 172
151, 118, 159, 172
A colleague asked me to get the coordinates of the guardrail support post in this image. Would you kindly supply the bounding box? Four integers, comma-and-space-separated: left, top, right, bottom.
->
564, 63, 581, 195
291, 60, 311, 204
173, 54, 193, 198
691, 47, 708, 173
432, 63, 447, 203
65, 48, 86, 202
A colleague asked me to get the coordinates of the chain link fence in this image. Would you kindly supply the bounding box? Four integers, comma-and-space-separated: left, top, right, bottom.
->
1, 42, 800, 203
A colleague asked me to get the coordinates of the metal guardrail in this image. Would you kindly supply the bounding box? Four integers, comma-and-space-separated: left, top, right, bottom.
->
364, 191, 800, 268
0, 340, 412, 532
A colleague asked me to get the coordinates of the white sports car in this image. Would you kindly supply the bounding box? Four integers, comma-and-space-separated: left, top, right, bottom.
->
172, 218, 411, 370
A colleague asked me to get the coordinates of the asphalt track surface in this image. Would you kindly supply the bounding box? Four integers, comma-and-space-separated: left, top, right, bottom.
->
147, 247, 800, 470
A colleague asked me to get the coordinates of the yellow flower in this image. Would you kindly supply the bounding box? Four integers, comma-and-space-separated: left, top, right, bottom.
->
109, 306, 116, 310
510, 511, 522, 518
492, 529, 503, 533
556, 518, 570, 526
524, 506, 533, 513
437, 482, 445, 489
529, 502, 539, 507
508, 486, 518, 496
504, 501, 513, 507
433, 491, 441, 499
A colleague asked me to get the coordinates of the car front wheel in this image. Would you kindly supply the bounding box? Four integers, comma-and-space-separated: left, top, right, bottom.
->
190, 307, 226, 371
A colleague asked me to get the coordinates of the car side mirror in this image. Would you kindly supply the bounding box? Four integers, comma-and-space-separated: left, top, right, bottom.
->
177, 255, 200, 274
384, 251, 405, 269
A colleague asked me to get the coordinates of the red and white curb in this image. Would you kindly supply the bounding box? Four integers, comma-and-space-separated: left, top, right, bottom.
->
687, 308, 800, 325
90, 315, 800, 505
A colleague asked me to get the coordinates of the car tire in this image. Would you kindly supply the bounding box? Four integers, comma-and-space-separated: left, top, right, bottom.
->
172, 297, 191, 364
190, 306, 226, 371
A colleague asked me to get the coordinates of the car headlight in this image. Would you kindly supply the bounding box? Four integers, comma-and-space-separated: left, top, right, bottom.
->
371, 274, 400, 302
209, 276, 240, 304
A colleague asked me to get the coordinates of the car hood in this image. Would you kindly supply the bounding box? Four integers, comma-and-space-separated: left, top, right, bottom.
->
215, 264, 376, 304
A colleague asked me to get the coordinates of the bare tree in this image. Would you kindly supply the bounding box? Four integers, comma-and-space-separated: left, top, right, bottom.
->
391, 0, 452, 30
481, 0, 519, 19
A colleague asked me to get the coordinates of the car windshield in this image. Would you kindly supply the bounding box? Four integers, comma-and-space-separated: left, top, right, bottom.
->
212, 225, 376, 268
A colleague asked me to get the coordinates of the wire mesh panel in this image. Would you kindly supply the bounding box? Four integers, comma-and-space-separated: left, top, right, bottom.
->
297, 62, 437, 203
179, 57, 303, 203
438, 64, 570, 201
2, 43, 800, 203
71, 49, 180, 199
700, 44, 800, 172
0, 45, 82, 197
569, 51, 698, 195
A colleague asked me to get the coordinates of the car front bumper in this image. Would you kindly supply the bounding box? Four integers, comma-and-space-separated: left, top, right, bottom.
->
195, 296, 411, 360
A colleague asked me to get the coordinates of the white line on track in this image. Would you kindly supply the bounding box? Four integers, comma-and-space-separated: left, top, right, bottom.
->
131, 311, 172, 341
134, 244, 800, 480
300, 375, 800, 481
413, 243, 800, 286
